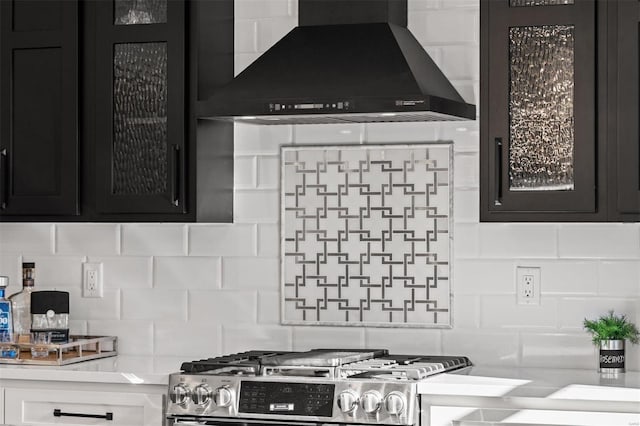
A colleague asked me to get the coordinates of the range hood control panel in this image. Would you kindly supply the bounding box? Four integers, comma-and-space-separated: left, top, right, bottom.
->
268, 100, 352, 113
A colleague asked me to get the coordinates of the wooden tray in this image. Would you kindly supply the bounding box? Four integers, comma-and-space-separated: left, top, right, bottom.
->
0, 335, 117, 366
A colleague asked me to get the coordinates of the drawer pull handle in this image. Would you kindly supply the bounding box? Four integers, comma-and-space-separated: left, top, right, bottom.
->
53, 408, 113, 421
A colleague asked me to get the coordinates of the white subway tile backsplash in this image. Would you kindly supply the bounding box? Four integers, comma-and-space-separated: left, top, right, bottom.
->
453, 223, 479, 258
121, 224, 186, 256
88, 256, 152, 289
257, 224, 280, 257
598, 261, 640, 296
69, 289, 120, 320
88, 320, 153, 356
222, 325, 292, 354
530, 260, 598, 295
25, 255, 83, 289
234, 156, 257, 189
364, 122, 440, 143
56, 224, 119, 255
452, 295, 480, 328
155, 323, 221, 357
411, 9, 478, 45
0, 254, 21, 292
257, 291, 280, 323
453, 152, 479, 188
223, 257, 279, 289
122, 289, 187, 321
439, 45, 479, 80
558, 224, 640, 259
189, 290, 257, 323
235, 53, 261, 76
69, 320, 88, 335
294, 124, 364, 144
442, 330, 519, 366
454, 259, 514, 294
235, 190, 280, 223
256, 16, 297, 52
480, 295, 558, 329
235, 123, 292, 155
559, 297, 638, 330
189, 224, 256, 257
408, 0, 441, 10
235, 0, 293, 19
479, 224, 558, 258
443, 125, 479, 154
0, 224, 53, 254
520, 333, 594, 369
257, 156, 280, 189
453, 189, 480, 223
154, 256, 220, 289
235, 20, 258, 53
365, 329, 442, 354
293, 327, 365, 351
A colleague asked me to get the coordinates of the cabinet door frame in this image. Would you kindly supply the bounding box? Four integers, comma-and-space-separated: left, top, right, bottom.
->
610, 0, 640, 220
480, 0, 605, 221
0, 0, 79, 217
94, 0, 186, 215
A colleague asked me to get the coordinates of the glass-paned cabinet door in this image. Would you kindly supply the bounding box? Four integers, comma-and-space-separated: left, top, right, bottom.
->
481, 0, 596, 218
94, 0, 185, 215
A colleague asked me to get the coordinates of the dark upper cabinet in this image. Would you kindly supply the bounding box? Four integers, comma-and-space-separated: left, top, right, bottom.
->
0, 0, 234, 222
93, 0, 187, 215
610, 0, 640, 220
480, 0, 607, 221
0, 0, 79, 216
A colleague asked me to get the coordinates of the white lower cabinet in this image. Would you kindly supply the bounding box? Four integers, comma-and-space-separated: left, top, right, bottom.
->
4, 387, 164, 426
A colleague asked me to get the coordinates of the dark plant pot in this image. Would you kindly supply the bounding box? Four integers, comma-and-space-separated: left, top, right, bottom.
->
599, 339, 625, 374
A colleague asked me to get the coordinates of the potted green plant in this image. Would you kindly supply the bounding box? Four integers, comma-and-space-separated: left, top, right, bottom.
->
584, 311, 639, 373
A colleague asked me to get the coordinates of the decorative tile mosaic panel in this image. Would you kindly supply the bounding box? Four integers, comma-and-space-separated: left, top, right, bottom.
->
281, 143, 453, 328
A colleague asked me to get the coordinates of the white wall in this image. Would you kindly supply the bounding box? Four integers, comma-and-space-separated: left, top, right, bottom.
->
0, 0, 638, 372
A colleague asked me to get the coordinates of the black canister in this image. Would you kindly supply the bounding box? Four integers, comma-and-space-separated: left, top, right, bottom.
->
30, 291, 70, 343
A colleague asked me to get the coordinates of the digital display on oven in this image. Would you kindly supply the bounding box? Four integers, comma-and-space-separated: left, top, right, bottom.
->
239, 382, 335, 417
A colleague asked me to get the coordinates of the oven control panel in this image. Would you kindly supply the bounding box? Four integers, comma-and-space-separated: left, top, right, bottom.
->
166, 374, 418, 425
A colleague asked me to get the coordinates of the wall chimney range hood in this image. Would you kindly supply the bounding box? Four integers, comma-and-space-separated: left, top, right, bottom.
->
198, 0, 476, 125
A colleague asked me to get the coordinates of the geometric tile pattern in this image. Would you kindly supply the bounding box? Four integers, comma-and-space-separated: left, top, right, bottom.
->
281, 143, 453, 327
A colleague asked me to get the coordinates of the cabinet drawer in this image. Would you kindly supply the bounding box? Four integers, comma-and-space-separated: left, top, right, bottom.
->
5, 387, 163, 426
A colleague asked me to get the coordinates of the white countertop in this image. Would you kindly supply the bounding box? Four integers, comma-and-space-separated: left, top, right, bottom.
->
419, 366, 640, 424
0, 355, 174, 386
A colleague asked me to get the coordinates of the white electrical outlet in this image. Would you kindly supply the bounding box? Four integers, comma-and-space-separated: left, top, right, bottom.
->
83, 262, 103, 298
516, 266, 540, 305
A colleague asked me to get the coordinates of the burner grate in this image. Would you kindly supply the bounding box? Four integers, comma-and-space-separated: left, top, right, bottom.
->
180, 350, 292, 374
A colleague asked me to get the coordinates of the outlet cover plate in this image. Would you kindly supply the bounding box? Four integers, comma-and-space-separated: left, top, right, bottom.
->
516, 266, 540, 305
82, 262, 103, 298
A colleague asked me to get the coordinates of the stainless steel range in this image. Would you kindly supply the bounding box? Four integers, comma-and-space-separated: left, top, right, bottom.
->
166, 349, 472, 426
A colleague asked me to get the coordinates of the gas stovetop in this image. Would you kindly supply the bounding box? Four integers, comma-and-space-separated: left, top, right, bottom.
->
166, 349, 472, 425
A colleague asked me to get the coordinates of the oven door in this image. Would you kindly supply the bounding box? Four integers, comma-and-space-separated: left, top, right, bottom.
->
169, 419, 397, 426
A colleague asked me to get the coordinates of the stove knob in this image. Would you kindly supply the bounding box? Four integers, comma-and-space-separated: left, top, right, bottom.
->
361, 391, 382, 414
385, 392, 406, 416
337, 390, 359, 413
192, 384, 213, 406
170, 384, 190, 406
215, 386, 233, 408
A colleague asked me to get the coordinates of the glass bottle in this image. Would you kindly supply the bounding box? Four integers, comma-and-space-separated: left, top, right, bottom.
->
0, 276, 17, 358
9, 262, 35, 341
